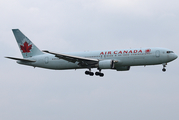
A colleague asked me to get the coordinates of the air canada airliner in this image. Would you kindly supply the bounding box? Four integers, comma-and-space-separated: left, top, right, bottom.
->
6, 29, 178, 77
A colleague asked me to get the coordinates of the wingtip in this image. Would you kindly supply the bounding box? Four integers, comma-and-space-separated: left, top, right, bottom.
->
12, 29, 19, 30
12, 29, 20, 32
42, 50, 49, 53
5, 56, 10, 59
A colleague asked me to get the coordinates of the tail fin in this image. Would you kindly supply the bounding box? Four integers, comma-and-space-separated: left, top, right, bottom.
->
12, 29, 43, 58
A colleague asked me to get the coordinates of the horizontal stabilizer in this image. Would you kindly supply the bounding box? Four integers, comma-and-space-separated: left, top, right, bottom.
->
5, 57, 36, 62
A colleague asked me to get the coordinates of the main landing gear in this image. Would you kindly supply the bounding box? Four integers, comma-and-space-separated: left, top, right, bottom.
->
162, 63, 167, 72
85, 71, 94, 76
95, 72, 104, 77
85, 68, 104, 77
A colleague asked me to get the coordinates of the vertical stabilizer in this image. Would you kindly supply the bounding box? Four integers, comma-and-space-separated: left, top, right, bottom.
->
12, 29, 43, 58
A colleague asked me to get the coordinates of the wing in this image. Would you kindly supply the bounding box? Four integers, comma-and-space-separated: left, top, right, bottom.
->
43, 50, 99, 67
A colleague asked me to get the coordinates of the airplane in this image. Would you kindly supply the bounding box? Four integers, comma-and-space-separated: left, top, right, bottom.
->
6, 29, 178, 77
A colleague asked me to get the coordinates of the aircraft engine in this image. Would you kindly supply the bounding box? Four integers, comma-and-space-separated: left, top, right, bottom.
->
98, 60, 114, 69
115, 66, 130, 71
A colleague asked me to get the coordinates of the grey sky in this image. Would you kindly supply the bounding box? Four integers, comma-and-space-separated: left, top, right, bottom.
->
0, 0, 179, 120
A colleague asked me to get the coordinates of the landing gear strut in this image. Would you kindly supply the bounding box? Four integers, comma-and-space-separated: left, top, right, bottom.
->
162, 63, 167, 72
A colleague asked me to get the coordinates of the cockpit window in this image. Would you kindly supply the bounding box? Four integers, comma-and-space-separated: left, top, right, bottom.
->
167, 51, 174, 53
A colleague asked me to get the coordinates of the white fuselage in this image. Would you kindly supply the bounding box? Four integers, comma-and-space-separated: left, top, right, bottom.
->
17, 47, 178, 71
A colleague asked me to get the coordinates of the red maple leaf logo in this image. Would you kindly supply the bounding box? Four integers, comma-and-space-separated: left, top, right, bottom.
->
145, 49, 151, 53
20, 42, 32, 55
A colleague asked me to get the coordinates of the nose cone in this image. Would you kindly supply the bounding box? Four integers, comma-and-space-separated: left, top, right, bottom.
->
173, 54, 178, 60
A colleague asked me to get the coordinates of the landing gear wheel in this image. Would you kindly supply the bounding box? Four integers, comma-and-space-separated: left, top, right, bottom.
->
95, 72, 100, 76
85, 71, 90, 75
162, 68, 166, 72
89, 72, 94, 76
162, 63, 167, 72
99, 73, 104, 77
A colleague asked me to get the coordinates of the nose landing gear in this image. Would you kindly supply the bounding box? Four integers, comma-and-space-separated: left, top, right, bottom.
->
162, 68, 166, 72
162, 63, 167, 72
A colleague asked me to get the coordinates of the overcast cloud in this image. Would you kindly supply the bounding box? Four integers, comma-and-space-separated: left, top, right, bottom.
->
0, 0, 179, 120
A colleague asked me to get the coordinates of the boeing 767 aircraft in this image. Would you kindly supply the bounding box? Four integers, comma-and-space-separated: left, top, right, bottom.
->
6, 29, 178, 77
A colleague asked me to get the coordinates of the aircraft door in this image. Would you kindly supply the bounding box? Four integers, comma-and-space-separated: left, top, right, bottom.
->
44, 57, 49, 64
155, 50, 160, 57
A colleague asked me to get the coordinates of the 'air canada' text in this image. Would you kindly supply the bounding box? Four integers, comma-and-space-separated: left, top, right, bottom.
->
100, 49, 151, 55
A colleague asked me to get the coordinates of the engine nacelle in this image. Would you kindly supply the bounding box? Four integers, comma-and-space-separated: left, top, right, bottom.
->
98, 60, 114, 69
115, 66, 130, 71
